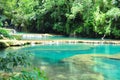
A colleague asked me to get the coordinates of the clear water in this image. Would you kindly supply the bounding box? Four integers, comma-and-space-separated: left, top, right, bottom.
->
94, 58, 120, 80
1, 43, 120, 80
20, 43, 120, 80
21, 43, 120, 62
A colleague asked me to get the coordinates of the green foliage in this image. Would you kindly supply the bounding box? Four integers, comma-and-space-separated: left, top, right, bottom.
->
106, 7, 120, 19
0, 51, 32, 72
112, 27, 120, 38
0, 28, 10, 38
93, 6, 106, 34
0, 0, 120, 38
112, 0, 120, 8
0, 20, 3, 27
53, 23, 64, 32
0, 51, 48, 80
8, 68, 48, 80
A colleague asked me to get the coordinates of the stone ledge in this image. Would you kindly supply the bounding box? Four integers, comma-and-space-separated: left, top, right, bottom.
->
0, 39, 120, 49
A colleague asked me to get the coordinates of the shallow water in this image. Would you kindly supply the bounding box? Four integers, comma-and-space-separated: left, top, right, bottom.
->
94, 57, 120, 80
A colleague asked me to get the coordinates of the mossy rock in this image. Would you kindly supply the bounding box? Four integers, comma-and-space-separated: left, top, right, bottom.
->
0, 41, 9, 48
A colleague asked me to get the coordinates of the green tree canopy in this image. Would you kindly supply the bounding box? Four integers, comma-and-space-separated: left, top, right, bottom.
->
0, 0, 120, 39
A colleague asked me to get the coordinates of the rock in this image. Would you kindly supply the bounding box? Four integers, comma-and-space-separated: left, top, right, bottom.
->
62, 54, 105, 80
0, 41, 9, 48
7, 41, 24, 46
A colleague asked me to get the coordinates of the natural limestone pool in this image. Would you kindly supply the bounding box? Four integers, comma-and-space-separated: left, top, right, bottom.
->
1, 43, 120, 80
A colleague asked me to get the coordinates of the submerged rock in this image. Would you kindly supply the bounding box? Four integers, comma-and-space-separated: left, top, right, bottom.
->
62, 53, 120, 80
62, 54, 105, 80
79, 73, 104, 80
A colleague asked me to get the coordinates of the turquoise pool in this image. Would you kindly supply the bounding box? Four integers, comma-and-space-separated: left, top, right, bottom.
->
20, 43, 120, 80
1, 43, 120, 80
21, 43, 120, 61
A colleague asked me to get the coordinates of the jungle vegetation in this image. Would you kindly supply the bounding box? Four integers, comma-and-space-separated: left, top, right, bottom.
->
0, 0, 120, 39
0, 51, 48, 80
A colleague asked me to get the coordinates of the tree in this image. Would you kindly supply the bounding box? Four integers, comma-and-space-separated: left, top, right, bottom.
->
0, 0, 120, 38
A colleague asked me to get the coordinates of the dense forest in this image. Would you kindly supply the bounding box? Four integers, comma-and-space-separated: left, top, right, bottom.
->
0, 0, 120, 39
